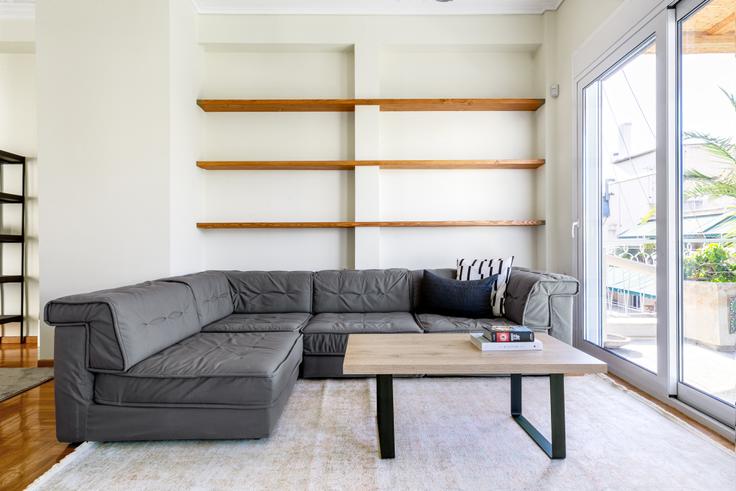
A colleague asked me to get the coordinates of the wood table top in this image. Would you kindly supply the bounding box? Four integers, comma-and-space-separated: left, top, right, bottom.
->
342, 333, 607, 376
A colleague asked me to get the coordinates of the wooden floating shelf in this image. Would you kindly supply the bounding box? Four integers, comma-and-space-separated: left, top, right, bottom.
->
197, 220, 545, 229
197, 159, 545, 171
196, 98, 545, 113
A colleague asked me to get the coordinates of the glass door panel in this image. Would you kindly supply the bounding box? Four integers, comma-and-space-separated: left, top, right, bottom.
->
583, 39, 659, 373
679, 0, 736, 412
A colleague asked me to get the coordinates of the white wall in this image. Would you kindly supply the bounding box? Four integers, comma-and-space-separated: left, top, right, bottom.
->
169, 0, 205, 275
196, 16, 547, 271
541, 0, 624, 274
380, 46, 540, 98
0, 53, 34, 156
35, 0, 200, 359
199, 45, 355, 270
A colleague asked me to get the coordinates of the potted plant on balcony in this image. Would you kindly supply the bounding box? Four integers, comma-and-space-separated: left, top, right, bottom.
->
682, 244, 736, 351
679, 89, 736, 351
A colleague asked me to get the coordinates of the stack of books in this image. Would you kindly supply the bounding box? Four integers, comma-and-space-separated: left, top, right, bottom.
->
469, 326, 543, 352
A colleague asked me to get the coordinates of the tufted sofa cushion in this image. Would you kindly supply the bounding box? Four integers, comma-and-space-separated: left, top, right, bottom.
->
163, 271, 233, 326
313, 269, 412, 313
45, 281, 200, 371
202, 313, 311, 333
94, 332, 302, 407
414, 313, 519, 333
302, 312, 421, 355
226, 271, 312, 313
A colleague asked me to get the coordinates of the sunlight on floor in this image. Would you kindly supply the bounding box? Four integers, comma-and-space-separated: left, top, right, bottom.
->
610, 338, 736, 404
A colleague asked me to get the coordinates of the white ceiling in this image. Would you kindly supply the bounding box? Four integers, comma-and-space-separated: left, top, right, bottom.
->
0, 0, 33, 19
0, 0, 565, 19
193, 0, 565, 15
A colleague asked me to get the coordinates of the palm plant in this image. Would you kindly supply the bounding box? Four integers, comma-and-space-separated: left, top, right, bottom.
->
637, 89, 735, 224
683, 88, 736, 199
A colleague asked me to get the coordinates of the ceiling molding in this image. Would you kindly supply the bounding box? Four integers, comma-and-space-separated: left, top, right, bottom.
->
0, 0, 34, 19
193, 0, 565, 16
0, 0, 565, 19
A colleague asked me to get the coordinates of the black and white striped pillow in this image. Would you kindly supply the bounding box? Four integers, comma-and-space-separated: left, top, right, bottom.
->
456, 257, 514, 317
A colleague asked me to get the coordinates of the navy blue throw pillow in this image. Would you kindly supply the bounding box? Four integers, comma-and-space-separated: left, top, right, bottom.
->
420, 270, 498, 318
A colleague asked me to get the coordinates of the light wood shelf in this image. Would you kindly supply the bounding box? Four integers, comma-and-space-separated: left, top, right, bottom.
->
374, 98, 545, 112
196, 98, 545, 113
197, 220, 545, 229
197, 159, 545, 170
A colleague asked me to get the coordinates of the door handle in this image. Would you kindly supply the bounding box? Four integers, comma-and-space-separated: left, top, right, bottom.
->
571, 221, 580, 239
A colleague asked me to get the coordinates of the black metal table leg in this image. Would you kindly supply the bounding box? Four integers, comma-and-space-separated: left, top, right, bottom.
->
511, 374, 522, 416
376, 374, 395, 459
510, 373, 566, 459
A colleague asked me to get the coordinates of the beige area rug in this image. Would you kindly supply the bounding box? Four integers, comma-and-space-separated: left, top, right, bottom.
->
28, 375, 735, 491
0, 367, 53, 402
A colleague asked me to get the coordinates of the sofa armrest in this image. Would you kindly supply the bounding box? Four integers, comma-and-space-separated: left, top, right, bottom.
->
44, 281, 201, 371
504, 268, 579, 344
54, 323, 94, 442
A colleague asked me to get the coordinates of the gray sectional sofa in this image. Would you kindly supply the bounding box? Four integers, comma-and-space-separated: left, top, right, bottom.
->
45, 267, 578, 443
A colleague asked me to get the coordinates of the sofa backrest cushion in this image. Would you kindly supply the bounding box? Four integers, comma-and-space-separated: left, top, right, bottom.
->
163, 271, 233, 326
411, 268, 455, 309
44, 281, 200, 372
226, 271, 313, 313
313, 269, 412, 313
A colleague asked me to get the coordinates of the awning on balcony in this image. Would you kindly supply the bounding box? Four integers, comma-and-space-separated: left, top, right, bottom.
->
618, 212, 736, 241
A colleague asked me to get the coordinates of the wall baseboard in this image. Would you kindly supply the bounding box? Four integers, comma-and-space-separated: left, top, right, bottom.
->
0, 335, 38, 345
37, 359, 54, 367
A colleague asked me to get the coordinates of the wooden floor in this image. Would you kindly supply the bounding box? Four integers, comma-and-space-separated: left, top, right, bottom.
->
0, 344, 75, 491
0, 344, 730, 491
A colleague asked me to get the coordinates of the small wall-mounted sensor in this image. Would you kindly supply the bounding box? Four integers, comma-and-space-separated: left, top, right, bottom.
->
550, 84, 560, 98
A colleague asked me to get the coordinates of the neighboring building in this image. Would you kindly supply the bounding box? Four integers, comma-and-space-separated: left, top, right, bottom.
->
603, 141, 735, 314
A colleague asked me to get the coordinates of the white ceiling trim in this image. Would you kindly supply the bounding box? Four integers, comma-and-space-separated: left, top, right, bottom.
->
0, 0, 565, 20
193, 0, 565, 16
0, 0, 34, 19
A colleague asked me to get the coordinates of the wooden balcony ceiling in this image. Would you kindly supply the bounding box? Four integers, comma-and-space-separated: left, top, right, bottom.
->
682, 0, 735, 54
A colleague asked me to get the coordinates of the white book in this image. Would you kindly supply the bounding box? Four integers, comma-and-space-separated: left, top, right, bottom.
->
469, 333, 543, 352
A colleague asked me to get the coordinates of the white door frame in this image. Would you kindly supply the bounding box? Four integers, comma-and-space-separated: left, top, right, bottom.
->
573, 11, 668, 398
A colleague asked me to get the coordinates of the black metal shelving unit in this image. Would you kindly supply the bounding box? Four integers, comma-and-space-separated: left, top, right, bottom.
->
0, 149, 25, 342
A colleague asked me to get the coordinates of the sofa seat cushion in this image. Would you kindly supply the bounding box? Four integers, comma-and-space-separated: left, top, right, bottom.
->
94, 332, 302, 408
416, 313, 519, 333
202, 313, 311, 333
302, 312, 422, 355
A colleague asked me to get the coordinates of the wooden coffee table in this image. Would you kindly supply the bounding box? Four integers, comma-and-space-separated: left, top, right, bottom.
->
343, 333, 607, 460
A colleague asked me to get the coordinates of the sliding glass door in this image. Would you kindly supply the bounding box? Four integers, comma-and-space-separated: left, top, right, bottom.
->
579, 16, 664, 393
577, 0, 736, 431
573, 0, 736, 428
677, 0, 736, 427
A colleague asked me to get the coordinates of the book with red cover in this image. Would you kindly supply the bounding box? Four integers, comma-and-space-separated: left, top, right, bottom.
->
482, 326, 535, 343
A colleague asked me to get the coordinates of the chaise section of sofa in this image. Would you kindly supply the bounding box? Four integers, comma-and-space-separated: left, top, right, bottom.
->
94, 331, 302, 408
46, 274, 302, 443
